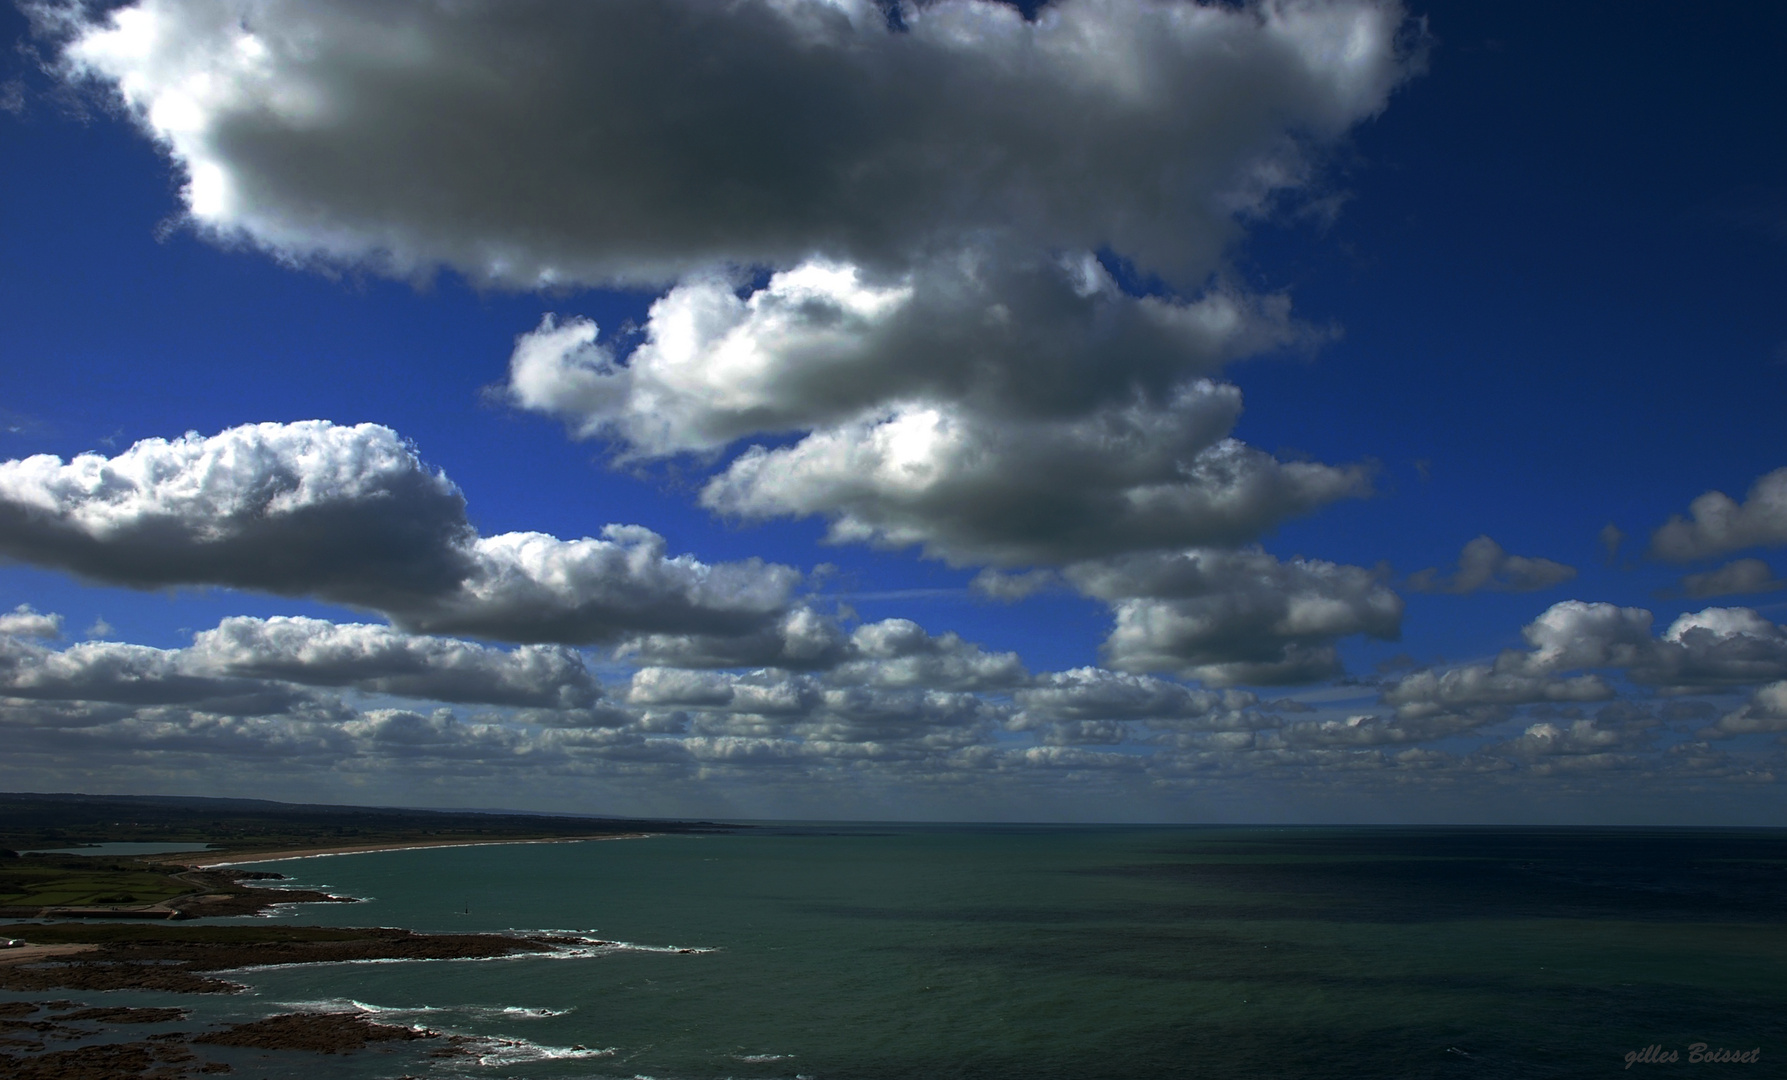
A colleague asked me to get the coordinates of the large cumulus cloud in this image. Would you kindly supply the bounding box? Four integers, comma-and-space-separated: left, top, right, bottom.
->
59, 0, 1413, 286
54, 0, 1414, 596
701, 386, 1370, 566
506, 258, 1307, 456
0, 422, 800, 644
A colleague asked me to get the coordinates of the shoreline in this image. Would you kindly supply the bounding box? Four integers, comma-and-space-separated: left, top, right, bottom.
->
181, 832, 653, 867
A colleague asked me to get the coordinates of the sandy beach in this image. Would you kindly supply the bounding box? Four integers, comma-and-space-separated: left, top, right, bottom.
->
180, 832, 649, 867
0, 943, 97, 967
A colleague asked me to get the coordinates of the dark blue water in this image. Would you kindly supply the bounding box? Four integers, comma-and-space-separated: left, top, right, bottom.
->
11, 826, 1787, 1078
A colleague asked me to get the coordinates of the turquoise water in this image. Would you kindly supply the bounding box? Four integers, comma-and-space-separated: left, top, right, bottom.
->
15, 826, 1787, 1077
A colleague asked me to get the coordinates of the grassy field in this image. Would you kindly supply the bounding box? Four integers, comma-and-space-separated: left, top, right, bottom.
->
0, 855, 193, 908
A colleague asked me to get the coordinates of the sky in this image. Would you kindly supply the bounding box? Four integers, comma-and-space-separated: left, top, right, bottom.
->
1, 0, 1785, 823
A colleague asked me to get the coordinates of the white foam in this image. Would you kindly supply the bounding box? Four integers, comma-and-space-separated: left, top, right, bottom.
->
506, 929, 718, 956
457, 1034, 617, 1067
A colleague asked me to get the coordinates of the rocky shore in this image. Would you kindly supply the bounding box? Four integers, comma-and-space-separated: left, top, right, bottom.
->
0, 923, 573, 994
1, 998, 480, 1078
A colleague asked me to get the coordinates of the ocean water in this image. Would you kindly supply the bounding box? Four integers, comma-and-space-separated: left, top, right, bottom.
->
16, 826, 1787, 1078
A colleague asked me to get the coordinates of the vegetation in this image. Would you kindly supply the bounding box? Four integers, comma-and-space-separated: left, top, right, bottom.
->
0, 922, 418, 945
0, 855, 192, 909
0, 791, 731, 855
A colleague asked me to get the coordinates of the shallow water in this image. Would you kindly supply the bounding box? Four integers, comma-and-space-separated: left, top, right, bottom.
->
11, 825, 1787, 1078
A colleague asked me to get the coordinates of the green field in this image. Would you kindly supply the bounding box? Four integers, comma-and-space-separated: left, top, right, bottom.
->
0, 856, 192, 908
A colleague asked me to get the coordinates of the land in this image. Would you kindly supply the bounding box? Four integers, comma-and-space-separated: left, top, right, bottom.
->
0, 790, 741, 919
0, 925, 634, 1077
0, 790, 736, 856
0, 792, 732, 1076
0, 852, 349, 920
0, 999, 478, 1078
0, 921, 581, 993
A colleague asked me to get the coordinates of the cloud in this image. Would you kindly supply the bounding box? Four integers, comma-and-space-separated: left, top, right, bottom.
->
1386, 602, 1787, 717
52, 1, 1420, 581
0, 634, 316, 716
1599, 523, 1624, 565
1701, 681, 1787, 738
1013, 667, 1258, 730
702, 387, 1371, 566
1275, 711, 1491, 747
618, 606, 851, 671
0, 604, 62, 639
969, 568, 1059, 602
507, 259, 1308, 457
405, 527, 800, 645
1406, 535, 1576, 594
1677, 558, 1784, 598
59, 0, 1415, 288
187, 616, 603, 710
827, 619, 1028, 691
1, 614, 610, 715
0, 422, 801, 645
1644, 607, 1787, 691
1380, 666, 1613, 721
1649, 467, 1787, 562
1066, 548, 1402, 685
0, 421, 472, 607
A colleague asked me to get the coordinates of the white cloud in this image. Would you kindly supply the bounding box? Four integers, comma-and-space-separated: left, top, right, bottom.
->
618, 606, 851, 671
1014, 667, 1253, 727
0, 604, 62, 639
1647, 607, 1787, 691
188, 616, 603, 710
409, 527, 800, 645
1702, 680, 1787, 738
1274, 711, 1489, 747
1406, 535, 1576, 594
1514, 601, 1655, 672
1650, 466, 1787, 562
1380, 666, 1613, 721
1067, 548, 1402, 684
702, 388, 1370, 566
969, 568, 1059, 602
827, 619, 1028, 691
0, 634, 316, 716
507, 258, 1306, 456
0, 422, 802, 645
0, 613, 610, 714
1383, 602, 1787, 719
1678, 557, 1784, 599
52, 1, 1421, 585
0, 420, 472, 605
60, 0, 1415, 287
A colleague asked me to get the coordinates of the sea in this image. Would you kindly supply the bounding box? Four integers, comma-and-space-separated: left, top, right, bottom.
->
7, 825, 1787, 1078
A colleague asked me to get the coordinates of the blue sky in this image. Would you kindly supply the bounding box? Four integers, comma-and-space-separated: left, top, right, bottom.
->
1, 0, 1784, 822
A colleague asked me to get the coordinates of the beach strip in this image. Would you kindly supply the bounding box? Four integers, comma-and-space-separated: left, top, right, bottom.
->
181, 833, 651, 867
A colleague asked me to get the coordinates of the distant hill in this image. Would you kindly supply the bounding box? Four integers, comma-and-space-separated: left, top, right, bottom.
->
0, 791, 738, 852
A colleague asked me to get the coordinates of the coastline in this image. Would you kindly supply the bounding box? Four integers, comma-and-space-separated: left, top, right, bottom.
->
181, 832, 652, 867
